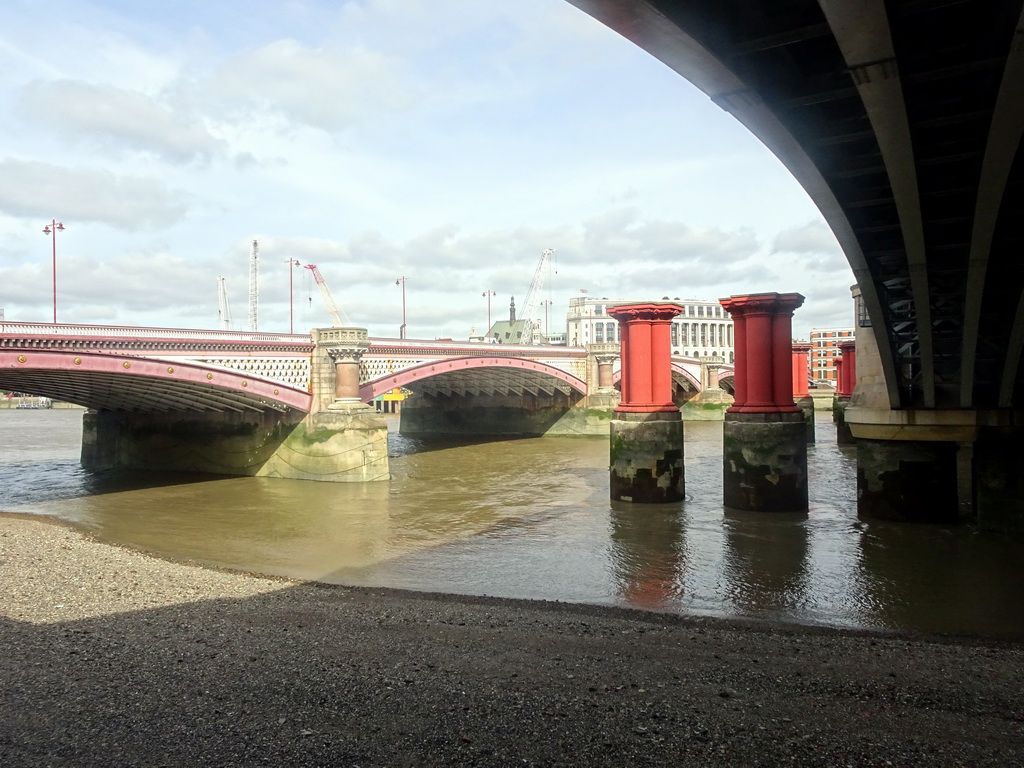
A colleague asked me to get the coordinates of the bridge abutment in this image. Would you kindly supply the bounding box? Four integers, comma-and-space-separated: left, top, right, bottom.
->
81, 409, 124, 470
399, 389, 589, 435
607, 303, 685, 503
721, 293, 808, 513
80, 407, 390, 482
855, 437, 960, 524
973, 425, 1024, 532
847, 407, 1024, 530
79, 327, 390, 482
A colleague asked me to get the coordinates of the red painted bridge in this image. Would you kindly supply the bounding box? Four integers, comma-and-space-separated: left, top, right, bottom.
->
0, 323, 723, 413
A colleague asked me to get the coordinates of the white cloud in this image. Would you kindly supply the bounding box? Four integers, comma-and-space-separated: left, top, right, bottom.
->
17, 80, 227, 163
194, 39, 418, 133
0, 160, 187, 229
773, 220, 841, 255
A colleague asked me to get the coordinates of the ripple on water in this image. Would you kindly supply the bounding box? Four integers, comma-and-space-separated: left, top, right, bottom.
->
2, 409, 1024, 639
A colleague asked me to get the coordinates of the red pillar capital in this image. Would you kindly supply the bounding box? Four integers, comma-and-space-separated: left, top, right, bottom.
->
720, 293, 804, 413
608, 303, 684, 413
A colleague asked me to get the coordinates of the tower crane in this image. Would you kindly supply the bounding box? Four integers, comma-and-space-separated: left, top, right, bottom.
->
303, 264, 351, 326
248, 239, 259, 331
217, 276, 231, 330
519, 248, 554, 344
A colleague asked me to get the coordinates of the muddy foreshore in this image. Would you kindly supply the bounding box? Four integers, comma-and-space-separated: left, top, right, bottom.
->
2, 514, 1022, 766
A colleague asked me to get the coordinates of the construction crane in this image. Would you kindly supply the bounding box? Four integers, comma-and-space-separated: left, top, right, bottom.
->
247, 239, 259, 331
518, 248, 554, 344
217, 276, 231, 330
303, 264, 351, 326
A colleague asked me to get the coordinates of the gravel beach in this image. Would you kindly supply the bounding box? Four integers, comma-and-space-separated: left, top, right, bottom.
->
2, 513, 1022, 767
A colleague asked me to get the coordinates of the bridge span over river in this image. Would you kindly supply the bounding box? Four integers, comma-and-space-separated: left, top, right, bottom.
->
0, 322, 731, 483
0, 322, 724, 411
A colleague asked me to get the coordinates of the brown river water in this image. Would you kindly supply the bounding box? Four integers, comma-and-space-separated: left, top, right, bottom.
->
2, 408, 1023, 639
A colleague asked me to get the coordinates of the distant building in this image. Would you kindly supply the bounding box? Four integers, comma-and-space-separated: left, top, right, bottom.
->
566, 296, 735, 361
486, 296, 533, 344
809, 327, 855, 383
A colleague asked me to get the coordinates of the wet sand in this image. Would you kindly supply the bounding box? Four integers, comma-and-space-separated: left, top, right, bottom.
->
2, 514, 1022, 766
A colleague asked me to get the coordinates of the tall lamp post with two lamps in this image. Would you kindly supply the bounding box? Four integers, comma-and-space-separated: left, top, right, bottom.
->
42, 219, 65, 323
395, 276, 408, 339
482, 289, 497, 333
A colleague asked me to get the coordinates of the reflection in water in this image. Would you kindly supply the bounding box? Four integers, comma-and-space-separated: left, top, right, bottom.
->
2, 410, 1024, 639
856, 521, 1024, 637
721, 509, 809, 618
609, 503, 687, 609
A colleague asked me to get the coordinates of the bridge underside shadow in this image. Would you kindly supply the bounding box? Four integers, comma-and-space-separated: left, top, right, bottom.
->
398, 365, 720, 437
397, 367, 605, 437
0, 351, 388, 483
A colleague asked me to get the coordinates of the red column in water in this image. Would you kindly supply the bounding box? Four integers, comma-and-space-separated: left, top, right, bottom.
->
719, 293, 805, 413
607, 303, 684, 413
837, 340, 857, 398
791, 343, 811, 398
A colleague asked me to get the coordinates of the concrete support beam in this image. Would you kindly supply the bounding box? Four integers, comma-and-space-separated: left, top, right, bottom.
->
974, 426, 1024, 532
607, 303, 685, 503
721, 293, 808, 512
857, 438, 958, 523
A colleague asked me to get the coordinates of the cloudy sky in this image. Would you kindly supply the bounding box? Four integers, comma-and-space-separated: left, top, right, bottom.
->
0, 0, 856, 341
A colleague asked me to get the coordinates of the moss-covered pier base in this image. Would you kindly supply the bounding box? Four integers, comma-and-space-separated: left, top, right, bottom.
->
609, 411, 684, 503
81, 407, 390, 482
722, 411, 808, 512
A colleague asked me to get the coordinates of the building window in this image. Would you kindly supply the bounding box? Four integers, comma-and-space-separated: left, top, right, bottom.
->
595, 323, 604, 343
671, 323, 678, 346
607, 322, 616, 343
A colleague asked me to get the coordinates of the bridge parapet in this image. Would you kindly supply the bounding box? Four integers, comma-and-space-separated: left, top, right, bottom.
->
0, 322, 310, 345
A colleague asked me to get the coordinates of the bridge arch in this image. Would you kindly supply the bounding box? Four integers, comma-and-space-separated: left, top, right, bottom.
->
359, 356, 587, 402
612, 362, 702, 392
0, 350, 311, 413
568, 1, 1024, 412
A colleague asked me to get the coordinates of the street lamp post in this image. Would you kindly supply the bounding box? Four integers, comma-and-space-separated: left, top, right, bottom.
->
285, 258, 300, 333
41, 219, 65, 324
482, 289, 496, 331
395, 276, 407, 339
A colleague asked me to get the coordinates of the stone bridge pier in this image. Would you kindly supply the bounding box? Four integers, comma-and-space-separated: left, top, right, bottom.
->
607, 302, 685, 503
721, 293, 808, 513
82, 328, 389, 483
